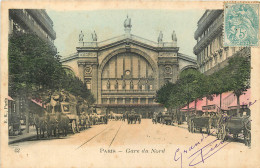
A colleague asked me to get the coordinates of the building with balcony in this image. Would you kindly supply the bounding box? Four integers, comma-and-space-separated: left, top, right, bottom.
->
193, 10, 250, 75
9, 9, 56, 51
61, 16, 197, 117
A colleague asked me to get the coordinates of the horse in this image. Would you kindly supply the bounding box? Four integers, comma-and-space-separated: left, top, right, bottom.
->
57, 113, 70, 136
46, 113, 59, 138
34, 114, 47, 139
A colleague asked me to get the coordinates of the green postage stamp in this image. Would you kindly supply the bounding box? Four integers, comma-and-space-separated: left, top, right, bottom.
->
224, 3, 259, 47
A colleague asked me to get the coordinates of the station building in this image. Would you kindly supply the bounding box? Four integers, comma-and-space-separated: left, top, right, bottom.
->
61, 16, 197, 117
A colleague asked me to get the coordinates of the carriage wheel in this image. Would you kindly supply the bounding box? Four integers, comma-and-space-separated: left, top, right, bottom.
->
71, 120, 76, 134
188, 122, 191, 132
207, 124, 210, 135
244, 130, 251, 147
76, 123, 80, 133
206, 127, 210, 135
217, 127, 221, 140
191, 121, 194, 133
221, 125, 226, 141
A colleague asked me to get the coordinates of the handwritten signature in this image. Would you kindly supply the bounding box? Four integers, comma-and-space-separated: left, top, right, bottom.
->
174, 133, 230, 168
174, 106, 254, 168
188, 139, 230, 166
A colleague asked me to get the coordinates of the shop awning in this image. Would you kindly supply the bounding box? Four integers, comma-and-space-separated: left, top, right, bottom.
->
31, 99, 46, 108
228, 89, 251, 108
95, 103, 163, 108
8, 96, 14, 101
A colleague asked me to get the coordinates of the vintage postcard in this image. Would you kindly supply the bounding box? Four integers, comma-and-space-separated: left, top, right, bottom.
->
1, 1, 260, 168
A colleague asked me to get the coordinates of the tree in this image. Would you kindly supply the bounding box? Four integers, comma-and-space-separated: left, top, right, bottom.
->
155, 81, 175, 108
9, 32, 96, 133
8, 32, 63, 133
178, 69, 205, 113
9, 33, 63, 98
225, 55, 251, 116
209, 66, 231, 111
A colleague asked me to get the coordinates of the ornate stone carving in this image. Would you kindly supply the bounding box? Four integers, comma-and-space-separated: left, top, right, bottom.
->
130, 79, 134, 90
114, 80, 118, 90
79, 30, 84, 42
138, 79, 142, 90
107, 80, 110, 90
85, 65, 92, 75
124, 15, 132, 29
158, 31, 163, 43
122, 79, 126, 89
92, 31, 97, 41
146, 79, 150, 91
165, 66, 172, 74
172, 30, 177, 42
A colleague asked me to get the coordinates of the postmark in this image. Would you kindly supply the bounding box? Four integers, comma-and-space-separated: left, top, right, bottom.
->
224, 3, 259, 47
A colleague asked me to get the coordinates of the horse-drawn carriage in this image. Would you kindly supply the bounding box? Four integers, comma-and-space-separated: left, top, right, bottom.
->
34, 91, 93, 139
161, 113, 173, 125
216, 115, 251, 146
189, 116, 211, 134
152, 112, 162, 124
127, 113, 141, 124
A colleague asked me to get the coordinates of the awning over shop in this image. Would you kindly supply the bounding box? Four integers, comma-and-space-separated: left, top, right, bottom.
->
31, 99, 46, 108
181, 97, 206, 111
95, 103, 163, 108
202, 92, 233, 112
180, 90, 248, 113
8, 96, 14, 101
228, 89, 251, 108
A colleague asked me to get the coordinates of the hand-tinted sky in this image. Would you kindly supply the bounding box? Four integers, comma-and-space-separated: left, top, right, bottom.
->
47, 9, 205, 58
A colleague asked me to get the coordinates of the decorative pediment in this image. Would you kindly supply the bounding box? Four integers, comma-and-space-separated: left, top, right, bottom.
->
77, 34, 178, 52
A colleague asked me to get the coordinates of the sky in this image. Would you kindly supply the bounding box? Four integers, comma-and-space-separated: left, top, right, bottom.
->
47, 9, 205, 58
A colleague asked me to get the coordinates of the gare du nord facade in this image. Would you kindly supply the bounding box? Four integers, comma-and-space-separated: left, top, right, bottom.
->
61, 17, 197, 118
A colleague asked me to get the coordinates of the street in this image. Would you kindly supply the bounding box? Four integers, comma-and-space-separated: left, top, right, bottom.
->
8, 119, 252, 168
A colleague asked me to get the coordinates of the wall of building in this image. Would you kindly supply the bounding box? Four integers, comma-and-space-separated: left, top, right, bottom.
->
9, 9, 56, 51
194, 10, 247, 75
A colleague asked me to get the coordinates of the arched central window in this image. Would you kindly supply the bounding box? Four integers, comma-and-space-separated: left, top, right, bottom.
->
101, 52, 154, 91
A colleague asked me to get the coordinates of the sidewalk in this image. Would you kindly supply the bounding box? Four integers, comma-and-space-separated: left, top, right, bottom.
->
9, 125, 37, 144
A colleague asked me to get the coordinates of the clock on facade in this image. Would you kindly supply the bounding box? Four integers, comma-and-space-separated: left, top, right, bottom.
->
125, 70, 131, 76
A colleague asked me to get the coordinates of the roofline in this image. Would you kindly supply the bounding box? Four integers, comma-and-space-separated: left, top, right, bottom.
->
178, 53, 197, 64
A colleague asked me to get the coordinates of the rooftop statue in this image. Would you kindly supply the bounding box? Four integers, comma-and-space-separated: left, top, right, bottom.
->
158, 31, 163, 43
92, 30, 97, 42
79, 30, 84, 42
172, 30, 177, 42
124, 15, 132, 29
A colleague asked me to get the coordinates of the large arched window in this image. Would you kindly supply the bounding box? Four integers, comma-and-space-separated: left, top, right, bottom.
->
101, 52, 155, 91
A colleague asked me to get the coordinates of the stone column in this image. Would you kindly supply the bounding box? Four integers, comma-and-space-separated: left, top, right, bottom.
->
158, 63, 164, 88
146, 97, 148, 104
123, 97, 125, 104
91, 63, 99, 103
78, 62, 85, 82
115, 97, 117, 104
107, 98, 110, 104
138, 97, 140, 104
130, 97, 133, 104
